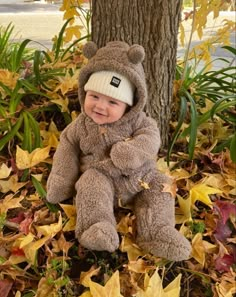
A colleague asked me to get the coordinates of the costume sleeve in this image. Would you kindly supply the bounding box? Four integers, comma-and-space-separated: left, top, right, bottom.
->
46, 120, 80, 204
110, 116, 160, 171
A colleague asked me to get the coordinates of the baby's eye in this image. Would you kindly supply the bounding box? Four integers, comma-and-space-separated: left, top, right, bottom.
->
109, 100, 118, 105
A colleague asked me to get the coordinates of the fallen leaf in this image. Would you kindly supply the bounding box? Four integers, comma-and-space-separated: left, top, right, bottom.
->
0, 175, 27, 194
36, 212, 62, 237
88, 270, 124, 297
16, 145, 50, 170
191, 233, 206, 266
0, 194, 25, 214
0, 163, 12, 179
139, 180, 150, 190
59, 204, 76, 231
176, 195, 192, 224
80, 266, 101, 287
79, 292, 92, 297
215, 254, 234, 273
162, 180, 177, 198
35, 277, 57, 297
23, 235, 51, 264
119, 236, 144, 261
117, 214, 135, 235
127, 258, 155, 274
189, 184, 222, 207
136, 269, 182, 297
214, 200, 236, 224
215, 278, 236, 297
56, 232, 74, 255
0, 279, 14, 297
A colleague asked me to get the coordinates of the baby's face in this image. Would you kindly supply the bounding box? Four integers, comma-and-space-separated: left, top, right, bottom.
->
84, 91, 128, 125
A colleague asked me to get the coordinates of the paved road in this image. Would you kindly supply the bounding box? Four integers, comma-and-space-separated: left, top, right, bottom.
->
0, 1, 64, 48
0, 1, 235, 70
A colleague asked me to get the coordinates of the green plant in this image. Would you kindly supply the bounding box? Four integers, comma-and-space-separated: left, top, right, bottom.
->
0, 19, 88, 153
168, 46, 236, 164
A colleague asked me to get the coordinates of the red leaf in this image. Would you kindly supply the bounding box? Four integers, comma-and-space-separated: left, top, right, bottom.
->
215, 254, 234, 272
11, 247, 25, 257
0, 279, 13, 297
214, 219, 232, 242
19, 217, 33, 234
8, 212, 25, 224
214, 201, 236, 224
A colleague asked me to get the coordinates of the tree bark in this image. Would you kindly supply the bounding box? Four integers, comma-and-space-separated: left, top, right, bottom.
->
91, 0, 182, 147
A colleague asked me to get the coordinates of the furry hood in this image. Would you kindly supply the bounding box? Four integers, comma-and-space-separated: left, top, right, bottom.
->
78, 41, 147, 123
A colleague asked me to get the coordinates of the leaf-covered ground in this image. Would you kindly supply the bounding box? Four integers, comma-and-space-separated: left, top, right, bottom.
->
0, 1, 235, 295
0, 135, 235, 296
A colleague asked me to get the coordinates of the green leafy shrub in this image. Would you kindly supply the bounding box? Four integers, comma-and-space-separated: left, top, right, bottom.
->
0, 20, 88, 153
168, 46, 236, 164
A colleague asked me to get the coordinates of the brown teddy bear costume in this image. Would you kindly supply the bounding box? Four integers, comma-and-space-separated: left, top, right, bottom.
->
47, 41, 191, 261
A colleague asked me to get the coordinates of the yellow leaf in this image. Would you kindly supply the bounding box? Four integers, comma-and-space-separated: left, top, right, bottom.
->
216, 278, 236, 297
18, 233, 35, 249
60, 204, 76, 231
36, 213, 62, 237
189, 183, 222, 207
136, 270, 163, 297
80, 266, 101, 287
64, 25, 82, 43
12, 232, 51, 264
35, 277, 57, 297
0, 69, 20, 97
139, 179, 150, 190
191, 233, 205, 266
89, 270, 123, 297
79, 292, 92, 297
156, 157, 175, 174
16, 146, 50, 170
171, 166, 197, 180
0, 163, 12, 179
0, 175, 27, 194
41, 121, 60, 148
0, 194, 25, 214
51, 98, 69, 112
127, 258, 155, 274
163, 273, 182, 297
117, 214, 134, 235
24, 235, 51, 263
136, 270, 182, 297
175, 195, 192, 224
54, 70, 79, 96
119, 236, 144, 261
8, 254, 27, 265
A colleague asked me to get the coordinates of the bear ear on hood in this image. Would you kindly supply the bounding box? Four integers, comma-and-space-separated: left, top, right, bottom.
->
128, 44, 145, 64
83, 41, 98, 59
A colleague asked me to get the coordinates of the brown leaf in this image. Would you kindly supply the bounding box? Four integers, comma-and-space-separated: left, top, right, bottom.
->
162, 180, 177, 198
0, 279, 14, 297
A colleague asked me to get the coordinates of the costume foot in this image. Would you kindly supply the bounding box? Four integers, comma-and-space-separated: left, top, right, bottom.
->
79, 222, 119, 252
137, 226, 191, 261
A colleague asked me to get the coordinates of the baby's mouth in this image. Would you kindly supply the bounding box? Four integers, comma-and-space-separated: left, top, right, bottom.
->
93, 111, 106, 117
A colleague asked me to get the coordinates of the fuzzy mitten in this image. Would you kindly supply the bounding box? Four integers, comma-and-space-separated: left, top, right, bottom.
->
134, 171, 191, 261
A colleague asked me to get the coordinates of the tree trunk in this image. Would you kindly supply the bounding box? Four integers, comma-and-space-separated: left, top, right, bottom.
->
91, 0, 182, 147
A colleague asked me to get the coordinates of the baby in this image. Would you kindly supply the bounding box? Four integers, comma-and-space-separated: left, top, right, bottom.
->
47, 41, 191, 261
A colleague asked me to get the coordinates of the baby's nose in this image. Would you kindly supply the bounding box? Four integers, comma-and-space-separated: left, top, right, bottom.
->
96, 99, 106, 110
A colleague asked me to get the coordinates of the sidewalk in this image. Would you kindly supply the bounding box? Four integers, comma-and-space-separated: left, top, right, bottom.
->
0, 1, 64, 49
0, 2, 235, 70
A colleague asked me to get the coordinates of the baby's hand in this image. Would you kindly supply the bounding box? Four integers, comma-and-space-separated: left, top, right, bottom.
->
110, 141, 142, 170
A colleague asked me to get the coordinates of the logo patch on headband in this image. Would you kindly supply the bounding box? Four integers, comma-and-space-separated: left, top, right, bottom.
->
110, 76, 121, 88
